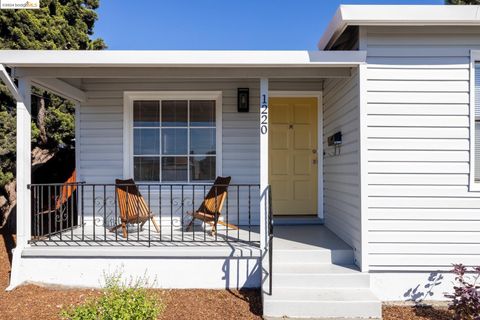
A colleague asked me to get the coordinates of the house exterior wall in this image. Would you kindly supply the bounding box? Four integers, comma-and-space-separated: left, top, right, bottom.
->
323, 70, 362, 267
77, 79, 322, 224
362, 26, 480, 272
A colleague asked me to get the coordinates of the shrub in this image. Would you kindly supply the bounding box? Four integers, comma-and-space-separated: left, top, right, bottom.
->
61, 273, 164, 320
444, 264, 480, 320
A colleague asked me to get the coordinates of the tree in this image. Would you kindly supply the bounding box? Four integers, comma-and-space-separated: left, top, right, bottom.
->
445, 0, 480, 4
0, 0, 105, 229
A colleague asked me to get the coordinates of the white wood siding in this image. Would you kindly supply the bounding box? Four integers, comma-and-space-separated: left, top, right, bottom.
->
323, 71, 361, 266
78, 78, 321, 224
364, 26, 480, 271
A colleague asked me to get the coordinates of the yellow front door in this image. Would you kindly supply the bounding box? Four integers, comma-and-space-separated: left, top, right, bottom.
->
269, 97, 318, 216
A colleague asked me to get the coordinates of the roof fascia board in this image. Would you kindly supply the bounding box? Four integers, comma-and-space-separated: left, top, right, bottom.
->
0, 50, 365, 68
318, 5, 480, 50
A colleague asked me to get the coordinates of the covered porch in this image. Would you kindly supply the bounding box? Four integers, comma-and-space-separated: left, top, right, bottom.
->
0, 50, 366, 289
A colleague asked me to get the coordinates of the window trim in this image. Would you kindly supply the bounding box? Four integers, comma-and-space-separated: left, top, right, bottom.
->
123, 91, 222, 183
469, 51, 480, 191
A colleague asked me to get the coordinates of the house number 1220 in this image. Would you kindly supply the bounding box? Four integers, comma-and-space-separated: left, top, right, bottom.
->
260, 94, 268, 135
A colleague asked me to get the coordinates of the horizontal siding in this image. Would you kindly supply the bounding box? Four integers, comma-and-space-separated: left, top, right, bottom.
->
365, 26, 480, 270
323, 71, 361, 266
78, 78, 322, 224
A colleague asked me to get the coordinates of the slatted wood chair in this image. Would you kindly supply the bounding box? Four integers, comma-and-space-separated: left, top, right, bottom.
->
110, 179, 160, 238
33, 170, 78, 239
185, 176, 238, 235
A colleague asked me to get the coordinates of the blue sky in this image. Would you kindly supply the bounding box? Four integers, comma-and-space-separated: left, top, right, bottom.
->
95, 0, 444, 50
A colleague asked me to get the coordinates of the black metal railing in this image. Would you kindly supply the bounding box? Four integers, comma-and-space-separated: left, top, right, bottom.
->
29, 182, 260, 246
267, 184, 274, 295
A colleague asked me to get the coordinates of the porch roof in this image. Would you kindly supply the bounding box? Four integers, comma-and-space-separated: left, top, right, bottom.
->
319, 5, 480, 50
0, 50, 365, 68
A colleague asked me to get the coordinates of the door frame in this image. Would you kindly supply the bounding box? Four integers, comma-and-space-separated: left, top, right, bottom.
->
268, 91, 323, 219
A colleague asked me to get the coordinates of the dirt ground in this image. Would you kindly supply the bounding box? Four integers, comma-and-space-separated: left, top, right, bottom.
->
0, 228, 452, 320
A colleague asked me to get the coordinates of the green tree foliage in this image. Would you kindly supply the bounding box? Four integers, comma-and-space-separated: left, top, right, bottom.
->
0, 0, 105, 226
445, 0, 480, 4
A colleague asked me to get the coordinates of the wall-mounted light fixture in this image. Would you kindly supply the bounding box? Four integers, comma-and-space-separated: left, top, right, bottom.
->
237, 88, 249, 112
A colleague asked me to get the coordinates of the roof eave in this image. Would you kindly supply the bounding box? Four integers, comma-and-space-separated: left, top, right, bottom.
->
318, 5, 480, 50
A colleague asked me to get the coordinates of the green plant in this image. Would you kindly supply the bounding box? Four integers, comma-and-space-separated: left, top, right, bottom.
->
61, 273, 164, 320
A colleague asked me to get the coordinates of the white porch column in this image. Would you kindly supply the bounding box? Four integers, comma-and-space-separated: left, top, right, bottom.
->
259, 78, 269, 252
16, 78, 32, 247
7, 77, 31, 290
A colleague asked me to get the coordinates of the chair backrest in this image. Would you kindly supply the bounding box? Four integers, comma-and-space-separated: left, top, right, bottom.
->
55, 169, 77, 209
115, 179, 151, 223
198, 176, 231, 216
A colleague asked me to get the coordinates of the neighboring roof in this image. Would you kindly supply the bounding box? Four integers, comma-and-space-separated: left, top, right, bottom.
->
318, 5, 480, 50
0, 50, 365, 68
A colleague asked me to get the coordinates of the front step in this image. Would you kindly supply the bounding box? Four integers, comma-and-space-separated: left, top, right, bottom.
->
274, 264, 370, 289
274, 248, 354, 265
264, 226, 381, 319
264, 288, 381, 319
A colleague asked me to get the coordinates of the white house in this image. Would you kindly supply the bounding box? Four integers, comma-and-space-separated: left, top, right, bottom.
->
1, 4, 480, 319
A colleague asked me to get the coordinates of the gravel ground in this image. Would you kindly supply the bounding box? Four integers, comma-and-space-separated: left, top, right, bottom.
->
0, 228, 452, 320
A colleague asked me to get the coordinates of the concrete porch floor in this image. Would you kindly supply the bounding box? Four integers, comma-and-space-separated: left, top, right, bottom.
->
273, 225, 353, 252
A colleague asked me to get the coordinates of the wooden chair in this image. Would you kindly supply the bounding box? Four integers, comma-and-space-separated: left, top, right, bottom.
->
110, 179, 160, 238
33, 170, 78, 238
185, 176, 238, 235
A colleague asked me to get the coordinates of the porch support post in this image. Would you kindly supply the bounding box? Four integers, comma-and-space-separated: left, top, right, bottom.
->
259, 78, 269, 252
15, 78, 32, 247
7, 77, 31, 290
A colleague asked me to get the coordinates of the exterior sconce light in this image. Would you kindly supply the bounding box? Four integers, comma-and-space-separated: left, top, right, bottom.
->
237, 88, 249, 112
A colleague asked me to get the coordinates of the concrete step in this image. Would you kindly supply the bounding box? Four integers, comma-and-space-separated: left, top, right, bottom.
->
273, 248, 354, 265
263, 288, 382, 319
273, 264, 370, 289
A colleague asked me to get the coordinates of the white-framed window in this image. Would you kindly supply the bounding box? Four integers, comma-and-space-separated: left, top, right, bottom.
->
470, 51, 480, 190
123, 92, 222, 183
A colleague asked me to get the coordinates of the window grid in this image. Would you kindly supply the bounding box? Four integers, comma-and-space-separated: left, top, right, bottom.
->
133, 99, 216, 183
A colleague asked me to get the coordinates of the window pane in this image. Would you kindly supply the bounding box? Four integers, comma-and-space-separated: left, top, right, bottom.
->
190, 156, 216, 181
162, 100, 187, 127
134, 157, 160, 181
190, 100, 216, 127
162, 128, 187, 155
134, 101, 159, 127
134, 129, 160, 155
162, 157, 188, 182
190, 128, 215, 155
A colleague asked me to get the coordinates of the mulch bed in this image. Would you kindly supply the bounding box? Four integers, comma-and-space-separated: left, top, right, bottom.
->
383, 305, 453, 320
0, 228, 261, 320
0, 228, 452, 320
